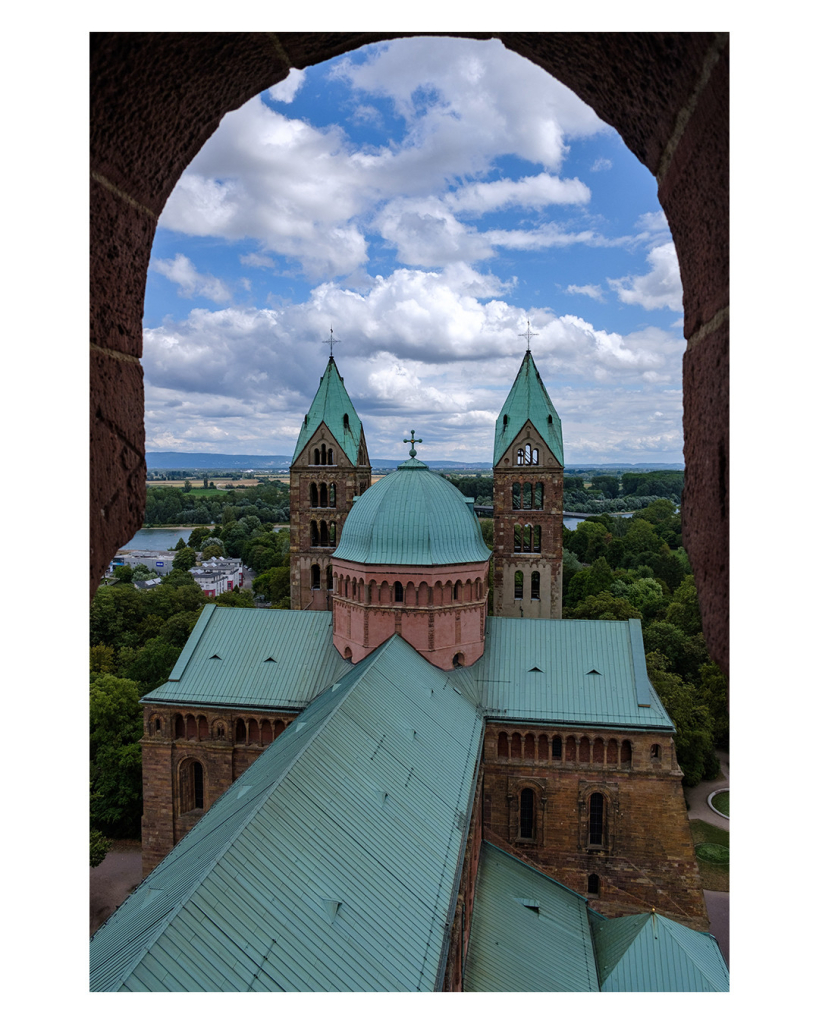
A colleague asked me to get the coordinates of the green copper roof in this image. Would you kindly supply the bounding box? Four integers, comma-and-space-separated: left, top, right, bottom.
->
464, 843, 600, 991
292, 357, 365, 466
333, 457, 491, 566
142, 608, 348, 710
475, 618, 673, 730
591, 911, 729, 991
493, 351, 564, 466
91, 636, 484, 992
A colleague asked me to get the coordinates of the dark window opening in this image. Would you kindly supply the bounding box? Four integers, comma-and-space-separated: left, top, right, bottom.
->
327, 567, 334, 591
535, 482, 543, 508
311, 564, 320, 589
394, 581, 404, 603
320, 482, 328, 506
533, 525, 541, 553
320, 521, 329, 546
193, 762, 203, 808
651, 743, 661, 761
329, 483, 336, 507
588, 873, 600, 896
497, 732, 509, 758
328, 447, 334, 465
514, 571, 523, 600
589, 793, 604, 846
520, 788, 534, 839
523, 482, 532, 509
310, 482, 318, 507
512, 481, 521, 509
551, 735, 562, 759
514, 524, 522, 552
531, 570, 540, 600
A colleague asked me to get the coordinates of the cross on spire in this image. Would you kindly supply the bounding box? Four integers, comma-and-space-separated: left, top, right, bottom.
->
323, 326, 340, 358
403, 430, 423, 458
520, 320, 538, 352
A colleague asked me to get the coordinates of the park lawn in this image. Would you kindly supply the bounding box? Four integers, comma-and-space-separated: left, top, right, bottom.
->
712, 790, 729, 816
689, 818, 729, 892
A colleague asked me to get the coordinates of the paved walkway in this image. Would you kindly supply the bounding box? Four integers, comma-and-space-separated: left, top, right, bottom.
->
90, 840, 142, 937
685, 749, 730, 967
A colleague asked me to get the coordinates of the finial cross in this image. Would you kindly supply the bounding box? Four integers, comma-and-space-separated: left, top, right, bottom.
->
323, 326, 340, 358
403, 430, 423, 458
520, 320, 538, 352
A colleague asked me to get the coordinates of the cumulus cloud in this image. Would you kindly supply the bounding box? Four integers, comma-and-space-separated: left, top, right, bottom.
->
565, 284, 605, 301
591, 157, 612, 172
608, 242, 683, 311
446, 173, 590, 215
142, 265, 685, 461
268, 68, 306, 104
152, 254, 232, 302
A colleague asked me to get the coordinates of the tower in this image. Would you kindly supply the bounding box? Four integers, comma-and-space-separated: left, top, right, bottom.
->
492, 351, 564, 618
290, 356, 371, 609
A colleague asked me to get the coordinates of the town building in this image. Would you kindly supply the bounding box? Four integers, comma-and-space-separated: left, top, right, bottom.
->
91, 351, 722, 992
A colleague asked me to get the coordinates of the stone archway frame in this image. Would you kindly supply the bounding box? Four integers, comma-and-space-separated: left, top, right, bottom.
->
91, 32, 728, 674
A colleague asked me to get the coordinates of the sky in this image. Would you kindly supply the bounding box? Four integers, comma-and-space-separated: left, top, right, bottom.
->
143, 36, 686, 466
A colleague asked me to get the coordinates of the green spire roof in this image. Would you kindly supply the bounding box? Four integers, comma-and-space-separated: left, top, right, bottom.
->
494, 351, 564, 466
293, 357, 365, 465
333, 457, 491, 566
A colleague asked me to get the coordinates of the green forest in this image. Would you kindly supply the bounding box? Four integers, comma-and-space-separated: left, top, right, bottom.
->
143, 479, 291, 525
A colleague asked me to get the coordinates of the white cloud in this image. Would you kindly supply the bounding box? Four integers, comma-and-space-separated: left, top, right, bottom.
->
591, 157, 612, 172
447, 173, 590, 215
268, 68, 306, 104
151, 254, 232, 303
566, 284, 604, 301
608, 242, 683, 311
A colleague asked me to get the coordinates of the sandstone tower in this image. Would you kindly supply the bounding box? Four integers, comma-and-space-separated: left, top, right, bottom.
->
492, 351, 564, 618
289, 357, 371, 609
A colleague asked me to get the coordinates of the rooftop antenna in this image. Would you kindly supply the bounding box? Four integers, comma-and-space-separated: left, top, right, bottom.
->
324, 326, 340, 359
520, 320, 538, 352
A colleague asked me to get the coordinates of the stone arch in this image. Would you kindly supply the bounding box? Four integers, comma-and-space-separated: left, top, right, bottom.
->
90, 33, 729, 677
606, 738, 618, 764
523, 732, 535, 760
178, 757, 205, 814
235, 717, 247, 743
565, 736, 577, 761
274, 719, 286, 738
261, 719, 273, 745
197, 715, 208, 740
211, 718, 227, 741
620, 739, 632, 765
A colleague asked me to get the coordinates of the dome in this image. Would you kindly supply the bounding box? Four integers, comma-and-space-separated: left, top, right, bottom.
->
333, 457, 491, 566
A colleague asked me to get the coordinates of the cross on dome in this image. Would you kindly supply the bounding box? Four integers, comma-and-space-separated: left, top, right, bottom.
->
403, 430, 423, 458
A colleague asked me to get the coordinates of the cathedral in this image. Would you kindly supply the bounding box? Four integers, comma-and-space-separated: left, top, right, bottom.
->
90, 351, 727, 992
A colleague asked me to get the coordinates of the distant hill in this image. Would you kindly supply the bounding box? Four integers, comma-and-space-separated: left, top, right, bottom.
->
146, 452, 683, 473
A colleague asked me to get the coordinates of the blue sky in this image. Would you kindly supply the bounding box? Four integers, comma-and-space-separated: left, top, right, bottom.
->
143, 37, 685, 464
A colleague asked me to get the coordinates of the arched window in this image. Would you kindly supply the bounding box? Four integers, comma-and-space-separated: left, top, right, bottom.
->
313, 447, 320, 465
452, 652, 465, 667
520, 788, 535, 839
310, 520, 319, 546
248, 719, 260, 744
497, 732, 509, 758
514, 571, 523, 600
579, 737, 590, 762
394, 581, 404, 603
607, 739, 618, 764
512, 481, 521, 509
531, 571, 540, 600
589, 793, 605, 846
320, 521, 329, 546
532, 447, 539, 464
274, 719, 285, 738
593, 738, 605, 763
535, 482, 543, 508
185, 714, 196, 740
327, 567, 334, 591
329, 483, 336, 507
514, 525, 522, 552
236, 718, 246, 743
311, 563, 320, 589
453, 580, 460, 600
329, 522, 337, 545
320, 444, 327, 465
261, 720, 273, 744
180, 760, 204, 813
565, 736, 577, 761
310, 482, 318, 507
174, 714, 184, 739
533, 525, 542, 552
328, 447, 334, 465
621, 739, 632, 765
511, 732, 522, 759
650, 743, 661, 761
197, 716, 208, 740
588, 874, 600, 896
523, 482, 532, 509
320, 482, 328, 507
551, 735, 562, 759
537, 735, 549, 761
213, 720, 226, 740
524, 443, 532, 464
517, 448, 525, 465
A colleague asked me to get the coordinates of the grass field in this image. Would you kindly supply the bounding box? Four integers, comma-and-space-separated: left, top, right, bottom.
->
689, 819, 729, 892
146, 478, 288, 489
711, 790, 729, 816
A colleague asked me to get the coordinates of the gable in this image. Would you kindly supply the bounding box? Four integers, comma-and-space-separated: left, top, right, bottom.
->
291, 424, 355, 470
495, 419, 562, 471
292, 358, 366, 466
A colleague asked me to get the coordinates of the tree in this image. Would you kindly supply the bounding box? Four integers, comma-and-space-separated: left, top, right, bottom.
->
119, 637, 182, 696
90, 674, 144, 837
202, 543, 224, 561
112, 565, 134, 584
172, 546, 196, 572
90, 644, 117, 674
646, 655, 719, 786
158, 609, 202, 648
253, 565, 290, 604
174, 537, 188, 550
214, 589, 256, 607
566, 592, 641, 621
566, 557, 614, 607
699, 660, 729, 749
90, 829, 112, 868
188, 526, 214, 550
664, 575, 703, 635
479, 518, 494, 548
